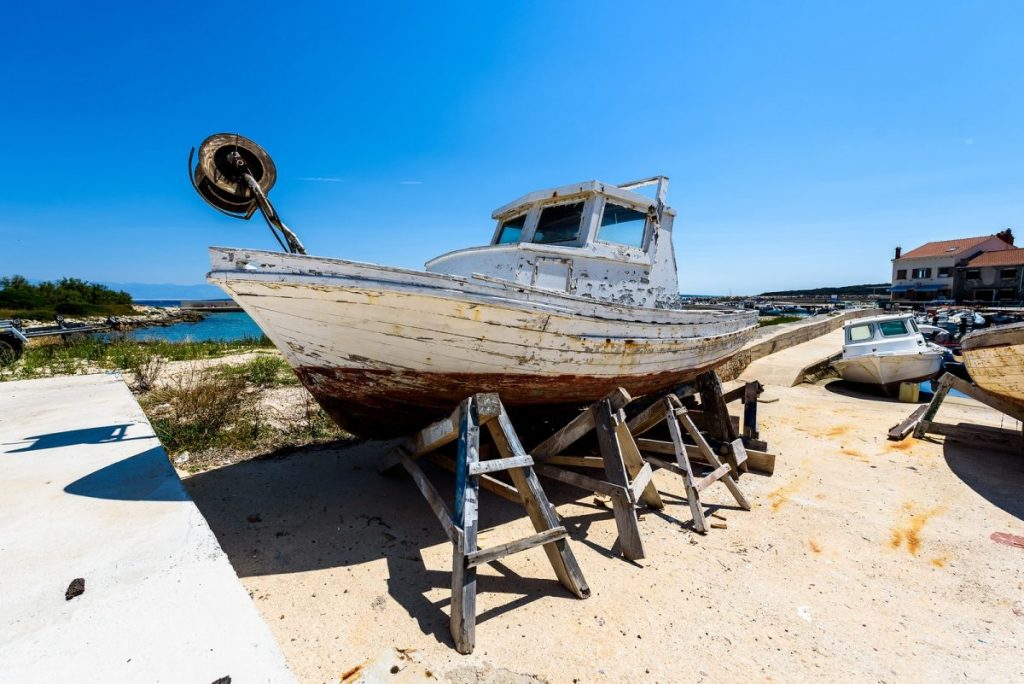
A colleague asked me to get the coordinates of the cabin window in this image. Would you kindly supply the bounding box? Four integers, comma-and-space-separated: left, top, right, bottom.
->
895, 270, 906, 280
1001, 268, 1017, 280
597, 202, 647, 248
878, 320, 909, 337
496, 214, 528, 244
911, 267, 931, 279
532, 202, 585, 244
965, 269, 981, 280
937, 267, 951, 278
848, 324, 873, 342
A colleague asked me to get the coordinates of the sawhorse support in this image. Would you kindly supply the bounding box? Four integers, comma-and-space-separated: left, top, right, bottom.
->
530, 388, 662, 561
388, 393, 589, 654
628, 394, 751, 533
887, 372, 1024, 441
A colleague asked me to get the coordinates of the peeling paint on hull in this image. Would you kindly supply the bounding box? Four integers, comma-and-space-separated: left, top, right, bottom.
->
208, 247, 758, 438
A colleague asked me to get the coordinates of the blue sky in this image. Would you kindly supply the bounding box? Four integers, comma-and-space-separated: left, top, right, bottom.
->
1, 2, 1021, 295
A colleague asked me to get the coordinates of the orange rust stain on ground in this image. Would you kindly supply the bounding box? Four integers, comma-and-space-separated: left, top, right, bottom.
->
823, 425, 851, 438
767, 478, 803, 511
890, 503, 946, 555
888, 439, 914, 452
809, 540, 822, 553
931, 555, 949, 568
839, 446, 869, 462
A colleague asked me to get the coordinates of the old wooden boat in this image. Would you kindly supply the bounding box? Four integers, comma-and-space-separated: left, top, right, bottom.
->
191, 134, 758, 436
833, 314, 945, 393
961, 322, 1024, 410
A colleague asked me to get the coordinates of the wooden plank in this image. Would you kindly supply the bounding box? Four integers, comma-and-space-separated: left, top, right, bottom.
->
913, 373, 954, 439
644, 454, 685, 477
742, 381, 760, 440
615, 415, 664, 509
531, 387, 631, 459
625, 399, 671, 436
696, 371, 738, 442
465, 527, 569, 568
636, 438, 776, 476
595, 400, 645, 560
666, 403, 706, 533
628, 462, 655, 503
888, 405, 928, 441
693, 463, 732, 493
948, 374, 1024, 422
468, 455, 534, 475
487, 411, 590, 599
409, 401, 463, 458
450, 399, 480, 655
428, 454, 522, 504
535, 464, 624, 498
678, 411, 751, 511
396, 449, 457, 543
544, 455, 605, 468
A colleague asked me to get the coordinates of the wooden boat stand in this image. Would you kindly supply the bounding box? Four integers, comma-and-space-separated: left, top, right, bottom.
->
529, 371, 773, 556
888, 372, 1024, 441
384, 393, 589, 654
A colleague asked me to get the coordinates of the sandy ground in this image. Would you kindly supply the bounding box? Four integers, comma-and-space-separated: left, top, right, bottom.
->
182, 380, 1024, 683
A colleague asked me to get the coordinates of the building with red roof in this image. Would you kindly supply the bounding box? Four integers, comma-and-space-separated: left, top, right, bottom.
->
890, 229, 1016, 304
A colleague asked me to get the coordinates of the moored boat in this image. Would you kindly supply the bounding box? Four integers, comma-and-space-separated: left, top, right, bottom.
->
192, 134, 758, 436
961, 322, 1024, 410
833, 314, 945, 394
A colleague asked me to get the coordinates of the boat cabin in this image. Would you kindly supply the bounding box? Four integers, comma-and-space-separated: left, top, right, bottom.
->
425, 177, 681, 309
842, 314, 929, 359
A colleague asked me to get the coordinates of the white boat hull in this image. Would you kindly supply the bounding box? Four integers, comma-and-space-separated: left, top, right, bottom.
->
208, 248, 758, 436
833, 351, 944, 392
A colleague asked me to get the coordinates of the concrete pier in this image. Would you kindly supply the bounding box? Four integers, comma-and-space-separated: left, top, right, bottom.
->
0, 374, 293, 682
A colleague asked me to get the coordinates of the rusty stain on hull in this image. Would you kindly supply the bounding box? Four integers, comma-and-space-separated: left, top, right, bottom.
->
295, 362, 725, 437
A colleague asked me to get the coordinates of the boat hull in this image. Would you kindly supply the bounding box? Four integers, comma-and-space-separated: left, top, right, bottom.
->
962, 323, 1024, 410
208, 248, 757, 437
833, 351, 944, 394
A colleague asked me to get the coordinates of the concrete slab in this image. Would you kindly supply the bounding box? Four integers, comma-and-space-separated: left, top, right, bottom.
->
0, 374, 294, 683
739, 328, 844, 386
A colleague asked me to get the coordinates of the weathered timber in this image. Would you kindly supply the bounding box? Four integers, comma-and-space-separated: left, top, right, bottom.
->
531, 388, 631, 459
468, 455, 534, 475
594, 400, 645, 560
888, 405, 928, 441
634, 438, 776, 476
450, 399, 480, 654
465, 527, 569, 569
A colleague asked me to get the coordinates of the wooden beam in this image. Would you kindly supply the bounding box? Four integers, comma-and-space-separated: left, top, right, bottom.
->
636, 438, 776, 476
625, 399, 671, 436
535, 464, 625, 498
396, 449, 458, 543
428, 454, 522, 504
595, 400, 645, 560
465, 527, 569, 569
888, 405, 928, 441
468, 455, 534, 475
531, 387, 631, 459
544, 455, 605, 468
615, 414, 664, 509
450, 399, 481, 655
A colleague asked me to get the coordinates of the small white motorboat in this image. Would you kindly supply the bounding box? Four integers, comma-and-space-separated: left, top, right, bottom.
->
833, 313, 945, 393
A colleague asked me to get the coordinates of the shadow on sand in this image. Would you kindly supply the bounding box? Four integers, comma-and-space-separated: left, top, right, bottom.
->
182, 439, 664, 646
940, 426, 1024, 521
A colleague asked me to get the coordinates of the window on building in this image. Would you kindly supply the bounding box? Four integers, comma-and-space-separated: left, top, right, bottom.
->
999, 289, 1017, 301
895, 270, 907, 280
878, 319, 909, 337
495, 213, 528, 244
596, 202, 647, 248
965, 269, 981, 280
937, 267, 951, 278
1001, 268, 1017, 280
531, 202, 585, 245
911, 267, 932, 279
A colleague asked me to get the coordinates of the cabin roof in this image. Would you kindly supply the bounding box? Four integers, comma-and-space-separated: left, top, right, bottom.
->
844, 313, 915, 326
491, 179, 674, 220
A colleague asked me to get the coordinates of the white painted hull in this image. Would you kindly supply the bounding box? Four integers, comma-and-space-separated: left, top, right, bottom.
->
833, 351, 944, 392
961, 323, 1024, 409
208, 248, 757, 436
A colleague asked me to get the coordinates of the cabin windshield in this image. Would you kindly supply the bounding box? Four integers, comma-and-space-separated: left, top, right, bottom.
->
597, 202, 647, 248
532, 202, 585, 245
848, 324, 874, 342
496, 213, 527, 244
878, 320, 910, 337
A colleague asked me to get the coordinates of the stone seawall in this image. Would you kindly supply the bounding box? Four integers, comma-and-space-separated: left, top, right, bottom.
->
718, 309, 875, 381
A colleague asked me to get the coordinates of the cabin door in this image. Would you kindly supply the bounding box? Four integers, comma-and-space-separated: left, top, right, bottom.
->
532, 258, 572, 292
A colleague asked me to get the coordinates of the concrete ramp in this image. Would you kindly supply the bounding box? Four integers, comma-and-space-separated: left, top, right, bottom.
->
0, 374, 294, 682
739, 328, 845, 387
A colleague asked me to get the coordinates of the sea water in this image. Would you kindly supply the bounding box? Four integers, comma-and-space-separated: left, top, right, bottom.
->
127, 301, 264, 342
